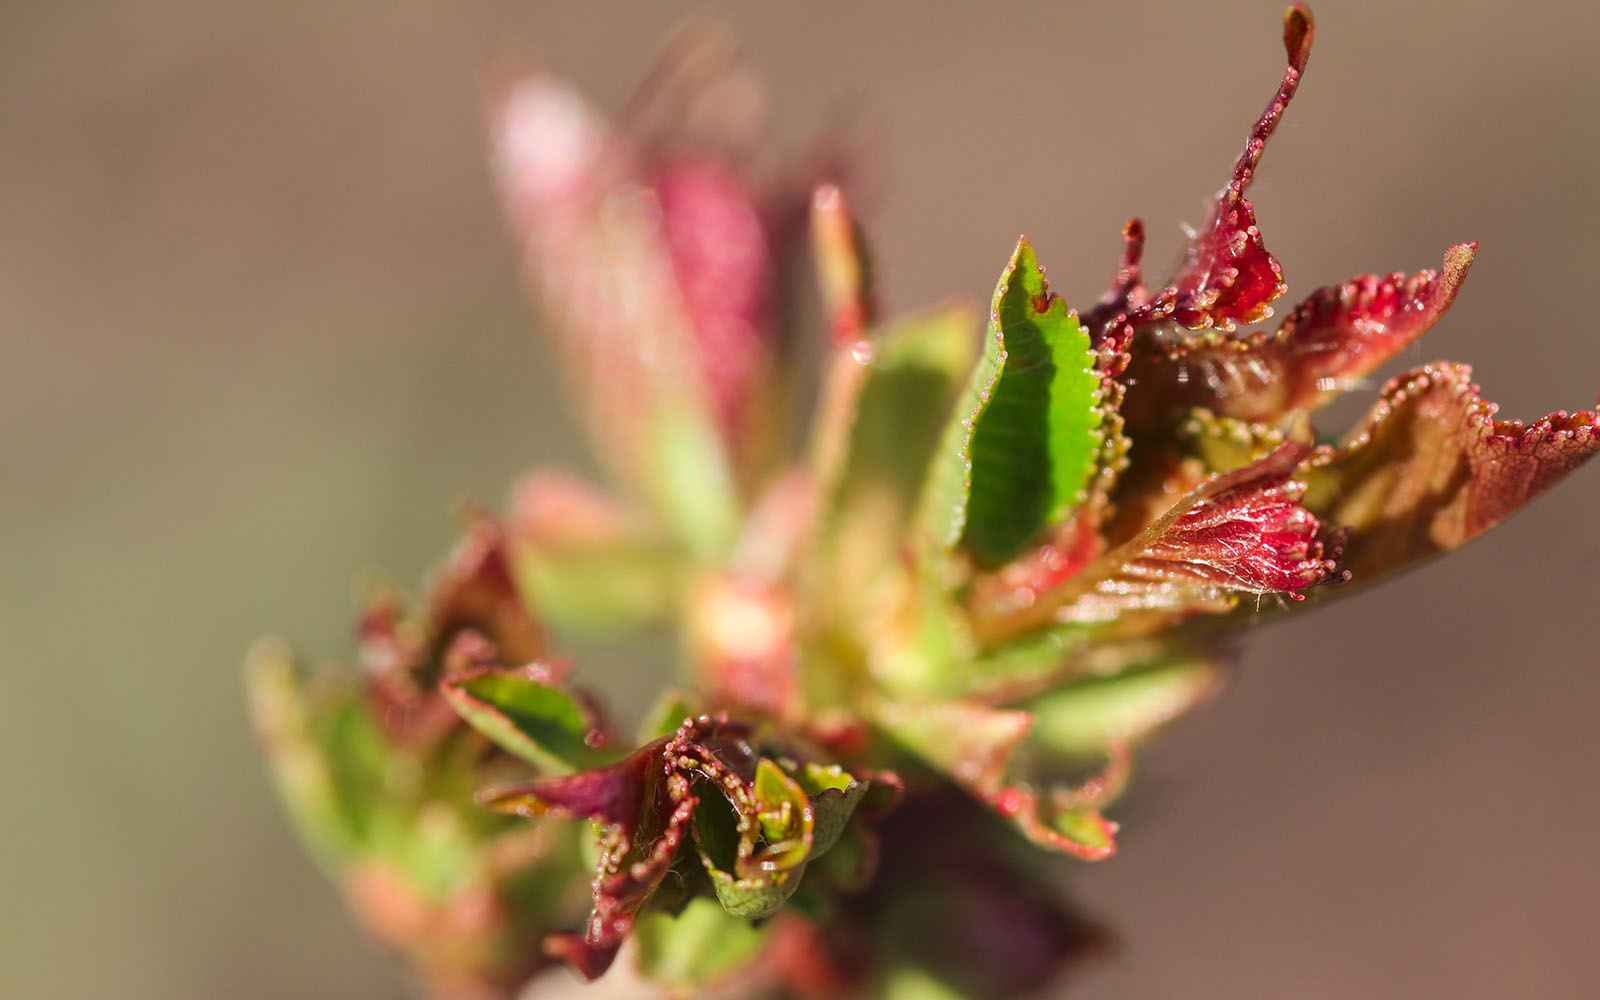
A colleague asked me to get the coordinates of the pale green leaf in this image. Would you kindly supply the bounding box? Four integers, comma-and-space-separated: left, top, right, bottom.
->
633, 897, 771, 992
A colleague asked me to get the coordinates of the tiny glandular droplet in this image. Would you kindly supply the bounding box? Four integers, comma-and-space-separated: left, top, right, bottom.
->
850, 340, 877, 366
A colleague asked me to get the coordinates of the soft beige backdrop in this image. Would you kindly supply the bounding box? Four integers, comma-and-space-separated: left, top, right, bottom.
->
5, 2, 1598, 997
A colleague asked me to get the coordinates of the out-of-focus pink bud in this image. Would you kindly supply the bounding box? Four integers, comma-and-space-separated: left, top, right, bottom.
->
653, 161, 775, 451
490, 60, 790, 559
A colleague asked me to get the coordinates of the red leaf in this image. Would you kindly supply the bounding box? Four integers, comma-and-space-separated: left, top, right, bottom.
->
1125, 244, 1476, 426
1304, 363, 1600, 579
478, 715, 830, 980
1151, 5, 1314, 333
1059, 442, 1341, 624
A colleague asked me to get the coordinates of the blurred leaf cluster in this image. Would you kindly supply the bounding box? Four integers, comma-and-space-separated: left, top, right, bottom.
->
250, 6, 1597, 998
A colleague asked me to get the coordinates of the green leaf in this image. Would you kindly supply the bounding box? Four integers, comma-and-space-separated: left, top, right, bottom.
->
692, 758, 815, 919
246, 640, 383, 865
791, 762, 868, 858
635, 688, 696, 744
692, 794, 806, 920
633, 897, 771, 992
1024, 651, 1223, 759
702, 859, 805, 919
512, 544, 679, 635
646, 398, 744, 563
440, 667, 608, 774
881, 964, 973, 1000
876, 697, 1118, 860
921, 238, 1106, 567
816, 305, 980, 605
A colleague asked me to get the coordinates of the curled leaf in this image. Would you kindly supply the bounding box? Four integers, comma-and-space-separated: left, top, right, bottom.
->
482, 725, 689, 979
1303, 362, 1600, 579
692, 755, 815, 918
479, 716, 837, 976
1066, 441, 1339, 621
424, 515, 546, 674
1125, 244, 1477, 426
1157, 5, 1312, 332
980, 443, 1341, 641
439, 644, 611, 774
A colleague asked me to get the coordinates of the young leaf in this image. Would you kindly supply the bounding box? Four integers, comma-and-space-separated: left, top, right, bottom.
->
691, 756, 815, 919
439, 659, 610, 774
1069, 442, 1338, 620
925, 238, 1107, 567
477, 717, 819, 974
481, 728, 692, 981
507, 471, 684, 634
875, 698, 1118, 861
1123, 245, 1476, 427
1156, 5, 1312, 332
633, 898, 771, 993
816, 304, 980, 618
1023, 649, 1223, 759
1303, 362, 1600, 580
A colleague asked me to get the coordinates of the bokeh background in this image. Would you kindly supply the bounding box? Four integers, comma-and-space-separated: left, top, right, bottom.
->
5, 2, 1599, 997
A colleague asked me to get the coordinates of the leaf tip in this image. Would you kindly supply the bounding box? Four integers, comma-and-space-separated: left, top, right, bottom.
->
1284, 5, 1314, 72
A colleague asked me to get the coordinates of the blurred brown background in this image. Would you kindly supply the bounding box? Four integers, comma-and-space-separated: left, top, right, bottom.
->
4, 1, 1598, 997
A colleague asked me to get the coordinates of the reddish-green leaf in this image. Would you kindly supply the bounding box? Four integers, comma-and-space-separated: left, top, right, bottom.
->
1303, 362, 1600, 580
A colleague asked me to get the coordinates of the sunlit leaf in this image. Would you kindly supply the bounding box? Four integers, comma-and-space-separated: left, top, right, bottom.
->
1144, 6, 1313, 333
1124, 244, 1476, 427
922, 238, 1108, 567
1303, 362, 1600, 580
